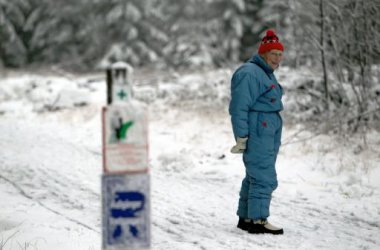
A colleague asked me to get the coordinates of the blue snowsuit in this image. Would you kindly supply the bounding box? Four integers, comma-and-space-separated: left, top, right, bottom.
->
229, 54, 283, 220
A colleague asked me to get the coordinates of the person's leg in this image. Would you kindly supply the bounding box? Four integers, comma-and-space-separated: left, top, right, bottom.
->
246, 152, 278, 220
236, 173, 250, 219
243, 112, 283, 234
244, 113, 278, 220
236, 173, 252, 231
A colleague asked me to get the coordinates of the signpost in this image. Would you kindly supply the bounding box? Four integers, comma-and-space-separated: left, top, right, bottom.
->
102, 62, 150, 250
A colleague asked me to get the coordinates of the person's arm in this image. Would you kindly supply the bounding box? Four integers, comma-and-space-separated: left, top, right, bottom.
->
229, 73, 261, 138
229, 73, 260, 153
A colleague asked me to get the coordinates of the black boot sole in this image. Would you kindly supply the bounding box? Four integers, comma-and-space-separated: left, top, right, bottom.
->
248, 227, 284, 235
237, 224, 249, 231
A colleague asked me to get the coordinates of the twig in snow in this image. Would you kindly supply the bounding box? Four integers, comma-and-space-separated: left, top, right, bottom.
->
0, 230, 19, 250
43, 93, 61, 112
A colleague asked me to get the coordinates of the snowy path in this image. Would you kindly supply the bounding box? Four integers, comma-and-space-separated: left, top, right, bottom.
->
1, 104, 379, 250
0, 70, 379, 250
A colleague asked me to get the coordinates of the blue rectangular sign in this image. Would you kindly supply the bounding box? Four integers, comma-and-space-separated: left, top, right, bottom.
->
102, 173, 150, 249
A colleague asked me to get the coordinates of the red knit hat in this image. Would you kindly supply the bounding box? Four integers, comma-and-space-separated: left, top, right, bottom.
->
258, 30, 284, 54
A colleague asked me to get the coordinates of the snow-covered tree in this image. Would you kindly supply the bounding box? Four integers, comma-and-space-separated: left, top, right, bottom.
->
287, 0, 380, 131
0, 0, 53, 67
96, 0, 169, 68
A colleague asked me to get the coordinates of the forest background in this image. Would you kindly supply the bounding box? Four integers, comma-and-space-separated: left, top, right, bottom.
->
1, 0, 380, 134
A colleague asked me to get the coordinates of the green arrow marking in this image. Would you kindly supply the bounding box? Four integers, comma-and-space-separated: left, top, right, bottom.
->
118, 120, 134, 139
117, 90, 127, 100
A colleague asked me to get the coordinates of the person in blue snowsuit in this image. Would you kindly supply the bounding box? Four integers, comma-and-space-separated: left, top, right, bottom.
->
229, 30, 285, 235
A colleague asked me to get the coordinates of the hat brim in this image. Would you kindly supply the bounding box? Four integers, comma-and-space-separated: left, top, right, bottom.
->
258, 43, 284, 54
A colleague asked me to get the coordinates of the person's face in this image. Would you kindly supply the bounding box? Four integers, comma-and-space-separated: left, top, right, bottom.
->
263, 50, 283, 70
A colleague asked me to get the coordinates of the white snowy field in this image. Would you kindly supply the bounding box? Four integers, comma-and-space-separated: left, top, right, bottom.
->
0, 68, 379, 250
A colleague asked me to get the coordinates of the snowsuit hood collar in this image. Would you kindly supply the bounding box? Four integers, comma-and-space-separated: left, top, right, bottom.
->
249, 54, 274, 75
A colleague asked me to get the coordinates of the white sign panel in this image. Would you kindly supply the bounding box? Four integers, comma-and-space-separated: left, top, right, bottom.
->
102, 103, 148, 173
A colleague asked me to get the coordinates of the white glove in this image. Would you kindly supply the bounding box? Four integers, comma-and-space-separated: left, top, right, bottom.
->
230, 137, 248, 154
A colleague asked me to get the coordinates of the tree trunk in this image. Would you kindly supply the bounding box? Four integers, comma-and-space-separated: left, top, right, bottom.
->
320, 0, 329, 112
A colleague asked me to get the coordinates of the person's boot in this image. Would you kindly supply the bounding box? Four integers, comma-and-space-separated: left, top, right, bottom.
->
248, 219, 284, 235
237, 218, 251, 231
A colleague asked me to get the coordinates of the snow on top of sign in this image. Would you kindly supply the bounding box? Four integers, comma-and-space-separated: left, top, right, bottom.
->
111, 61, 134, 72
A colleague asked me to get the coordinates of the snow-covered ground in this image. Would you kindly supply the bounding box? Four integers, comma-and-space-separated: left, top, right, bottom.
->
0, 68, 379, 250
